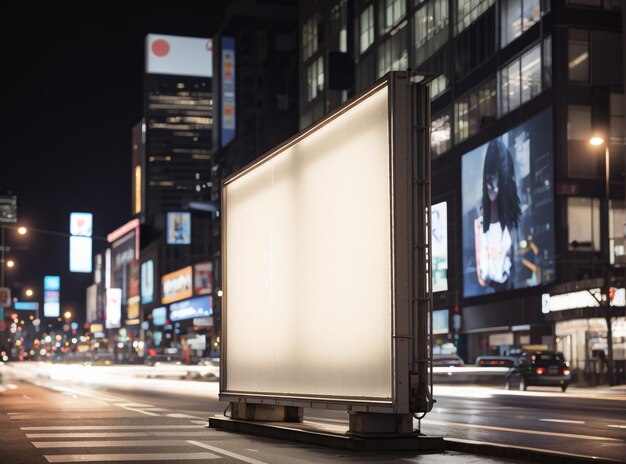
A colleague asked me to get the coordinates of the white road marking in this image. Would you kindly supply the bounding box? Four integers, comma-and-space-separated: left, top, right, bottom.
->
188, 441, 270, 464
32, 439, 190, 448
115, 404, 160, 416
166, 413, 206, 419
307, 416, 348, 424
539, 419, 585, 424
190, 420, 208, 425
22, 395, 31, 400
27, 431, 210, 438
6, 383, 18, 389
422, 419, 622, 441
22, 425, 204, 431
608, 425, 626, 429
44, 452, 219, 462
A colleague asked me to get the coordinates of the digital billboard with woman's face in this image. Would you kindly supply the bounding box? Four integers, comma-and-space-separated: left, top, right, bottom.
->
462, 108, 555, 298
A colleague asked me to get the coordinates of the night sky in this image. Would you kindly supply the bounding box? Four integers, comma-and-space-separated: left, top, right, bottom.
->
0, 1, 228, 320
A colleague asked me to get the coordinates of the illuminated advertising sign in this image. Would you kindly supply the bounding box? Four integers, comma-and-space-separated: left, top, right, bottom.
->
70, 212, 93, 236
152, 306, 167, 326
462, 108, 555, 298
166, 212, 191, 245
194, 261, 213, 295
14, 301, 39, 311
105, 288, 122, 329
432, 309, 449, 334
221, 36, 236, 147
221, 73, 432, 414
146, 34, 213, 78
542, 287, 626, 313
141, 260, 154, 304
161, 266, 193, 304
86, 284, 97, 323
431, 201, 448, 292
108, 220, 140, 301
43, 275, 60, 318
0, 195, 17, 223
70, 236, 93, 273
170, 296, 211, 322
127, 295, 140, 320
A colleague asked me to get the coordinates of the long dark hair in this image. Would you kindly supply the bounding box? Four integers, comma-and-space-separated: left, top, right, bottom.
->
482, 139, 521, 233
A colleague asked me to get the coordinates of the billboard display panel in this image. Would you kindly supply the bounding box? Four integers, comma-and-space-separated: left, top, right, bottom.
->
166, 212, 191, 245
224, 84, 393, 399
194, 261, 213, 295
431, 201, 448, 292
221, 36, 236, 147
70, 235, 93, 273
161, 266, 193, 304
14, 302, 39, 311
146, 34, 212, 77
43, 275, 60, 318
169, 296, 212, 322
105, 288, 122, 329
462, 108, 555, 298
70, 212, 93, 236
86, 284, 97, 323
152, 306, 167, 326
141, 260, 154, 304
432, 309, 449, 334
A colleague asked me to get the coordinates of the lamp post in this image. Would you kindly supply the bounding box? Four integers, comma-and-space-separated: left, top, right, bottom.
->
589, 135, 615, 386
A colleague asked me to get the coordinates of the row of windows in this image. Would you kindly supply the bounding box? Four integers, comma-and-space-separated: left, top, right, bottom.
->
432, 35, 551, 156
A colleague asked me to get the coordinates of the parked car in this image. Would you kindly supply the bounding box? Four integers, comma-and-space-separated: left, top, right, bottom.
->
433, 353, 465, 367
505, 351, 571, 392
475, 355, 516, 368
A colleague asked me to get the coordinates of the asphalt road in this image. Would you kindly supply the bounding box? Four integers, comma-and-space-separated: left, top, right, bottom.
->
1, 362, 624, 463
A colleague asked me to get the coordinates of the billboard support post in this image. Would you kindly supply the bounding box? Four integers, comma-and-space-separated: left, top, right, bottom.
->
214, 72, 439, 446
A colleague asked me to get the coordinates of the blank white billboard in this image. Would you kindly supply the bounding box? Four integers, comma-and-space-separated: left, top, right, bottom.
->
69, 235, 92, 273
224, 85, 392, 399
105, 288, 122, 329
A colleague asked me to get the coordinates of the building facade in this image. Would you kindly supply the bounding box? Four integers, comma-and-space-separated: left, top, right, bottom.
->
299, 0, 625, 383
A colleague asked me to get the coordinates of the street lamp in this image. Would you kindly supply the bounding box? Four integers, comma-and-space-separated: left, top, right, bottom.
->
63, 311, 72, 320
589, 135, 615, 386
25, 289, 34, 297
17, 227, 27, 235
6, 260, 15, 269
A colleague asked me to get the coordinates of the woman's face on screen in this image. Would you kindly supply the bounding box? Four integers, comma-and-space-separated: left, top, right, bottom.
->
486, 172, 499, 202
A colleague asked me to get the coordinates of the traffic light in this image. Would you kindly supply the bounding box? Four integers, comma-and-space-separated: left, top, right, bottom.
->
608, 287, 615, 301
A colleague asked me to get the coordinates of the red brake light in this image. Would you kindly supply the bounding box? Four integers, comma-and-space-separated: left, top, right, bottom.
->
535, 367, 545, 375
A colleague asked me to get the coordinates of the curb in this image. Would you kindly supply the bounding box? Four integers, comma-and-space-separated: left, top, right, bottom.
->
445, 438, 624, 464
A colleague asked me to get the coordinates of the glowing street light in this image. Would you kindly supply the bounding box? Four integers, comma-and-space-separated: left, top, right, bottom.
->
6, 259, 15, 269
589, 135, 605, 146
63, 310, 72, 320
17, 226, 27, 235
25, 288, 34, 297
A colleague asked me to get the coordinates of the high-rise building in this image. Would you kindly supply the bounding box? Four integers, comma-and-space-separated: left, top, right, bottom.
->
299, 0, 625, 383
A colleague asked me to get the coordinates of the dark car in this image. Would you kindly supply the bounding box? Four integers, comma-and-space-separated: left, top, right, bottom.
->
505, 351, 571, 392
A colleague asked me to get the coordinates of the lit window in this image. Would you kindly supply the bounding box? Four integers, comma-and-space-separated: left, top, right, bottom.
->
307, 57, 325, 101
498, 42, 545, 115
414, 0, 449, 66
567, 198, 600, 251
383, 0, 405, 32
456, 0, 494, 35
360, 5, 375, 53
431, 112, 451, 156
568, 29, 589, 82
454, 79, 496, 143
500, 0, 541, 48
377, 24, 408, 78
302, 16, 318, 61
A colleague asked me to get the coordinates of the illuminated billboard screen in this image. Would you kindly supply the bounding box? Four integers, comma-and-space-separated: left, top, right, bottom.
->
146, 34, 212, 78
169, 296, 212, 322
152, 306, 167, 326
194, 261, 213, 295
14, 302, 39, 311
141, 260, 154, 304
431, 201, 448, 292
70, 212, 93, 237
43, 275, 60, 317
161, 266, 193, 304
70, 236, 93, 273
221, 36, 236, 147
462, 108, 555, 298
105, 288, 122, 329
166, 212, 191, 245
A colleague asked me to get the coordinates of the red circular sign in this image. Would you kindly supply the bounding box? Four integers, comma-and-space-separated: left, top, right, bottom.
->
152, 39, 170, 57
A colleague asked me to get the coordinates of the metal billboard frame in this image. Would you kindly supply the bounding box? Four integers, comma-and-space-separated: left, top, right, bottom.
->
219, 71, 433, 415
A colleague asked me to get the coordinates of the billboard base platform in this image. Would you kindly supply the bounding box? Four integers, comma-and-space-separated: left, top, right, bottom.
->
208, 415, 445, 452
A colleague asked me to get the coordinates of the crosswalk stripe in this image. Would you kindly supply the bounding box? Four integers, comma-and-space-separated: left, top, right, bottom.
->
22, 425, 203, 431
188, 441, 270, 464
27, 431, 210, 438
44, 452, 220, 462
32, 440, 190, 448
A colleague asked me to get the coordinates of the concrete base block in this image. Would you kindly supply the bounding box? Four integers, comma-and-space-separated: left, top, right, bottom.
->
230, 402, 303, 422
209, 415, 445, 452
